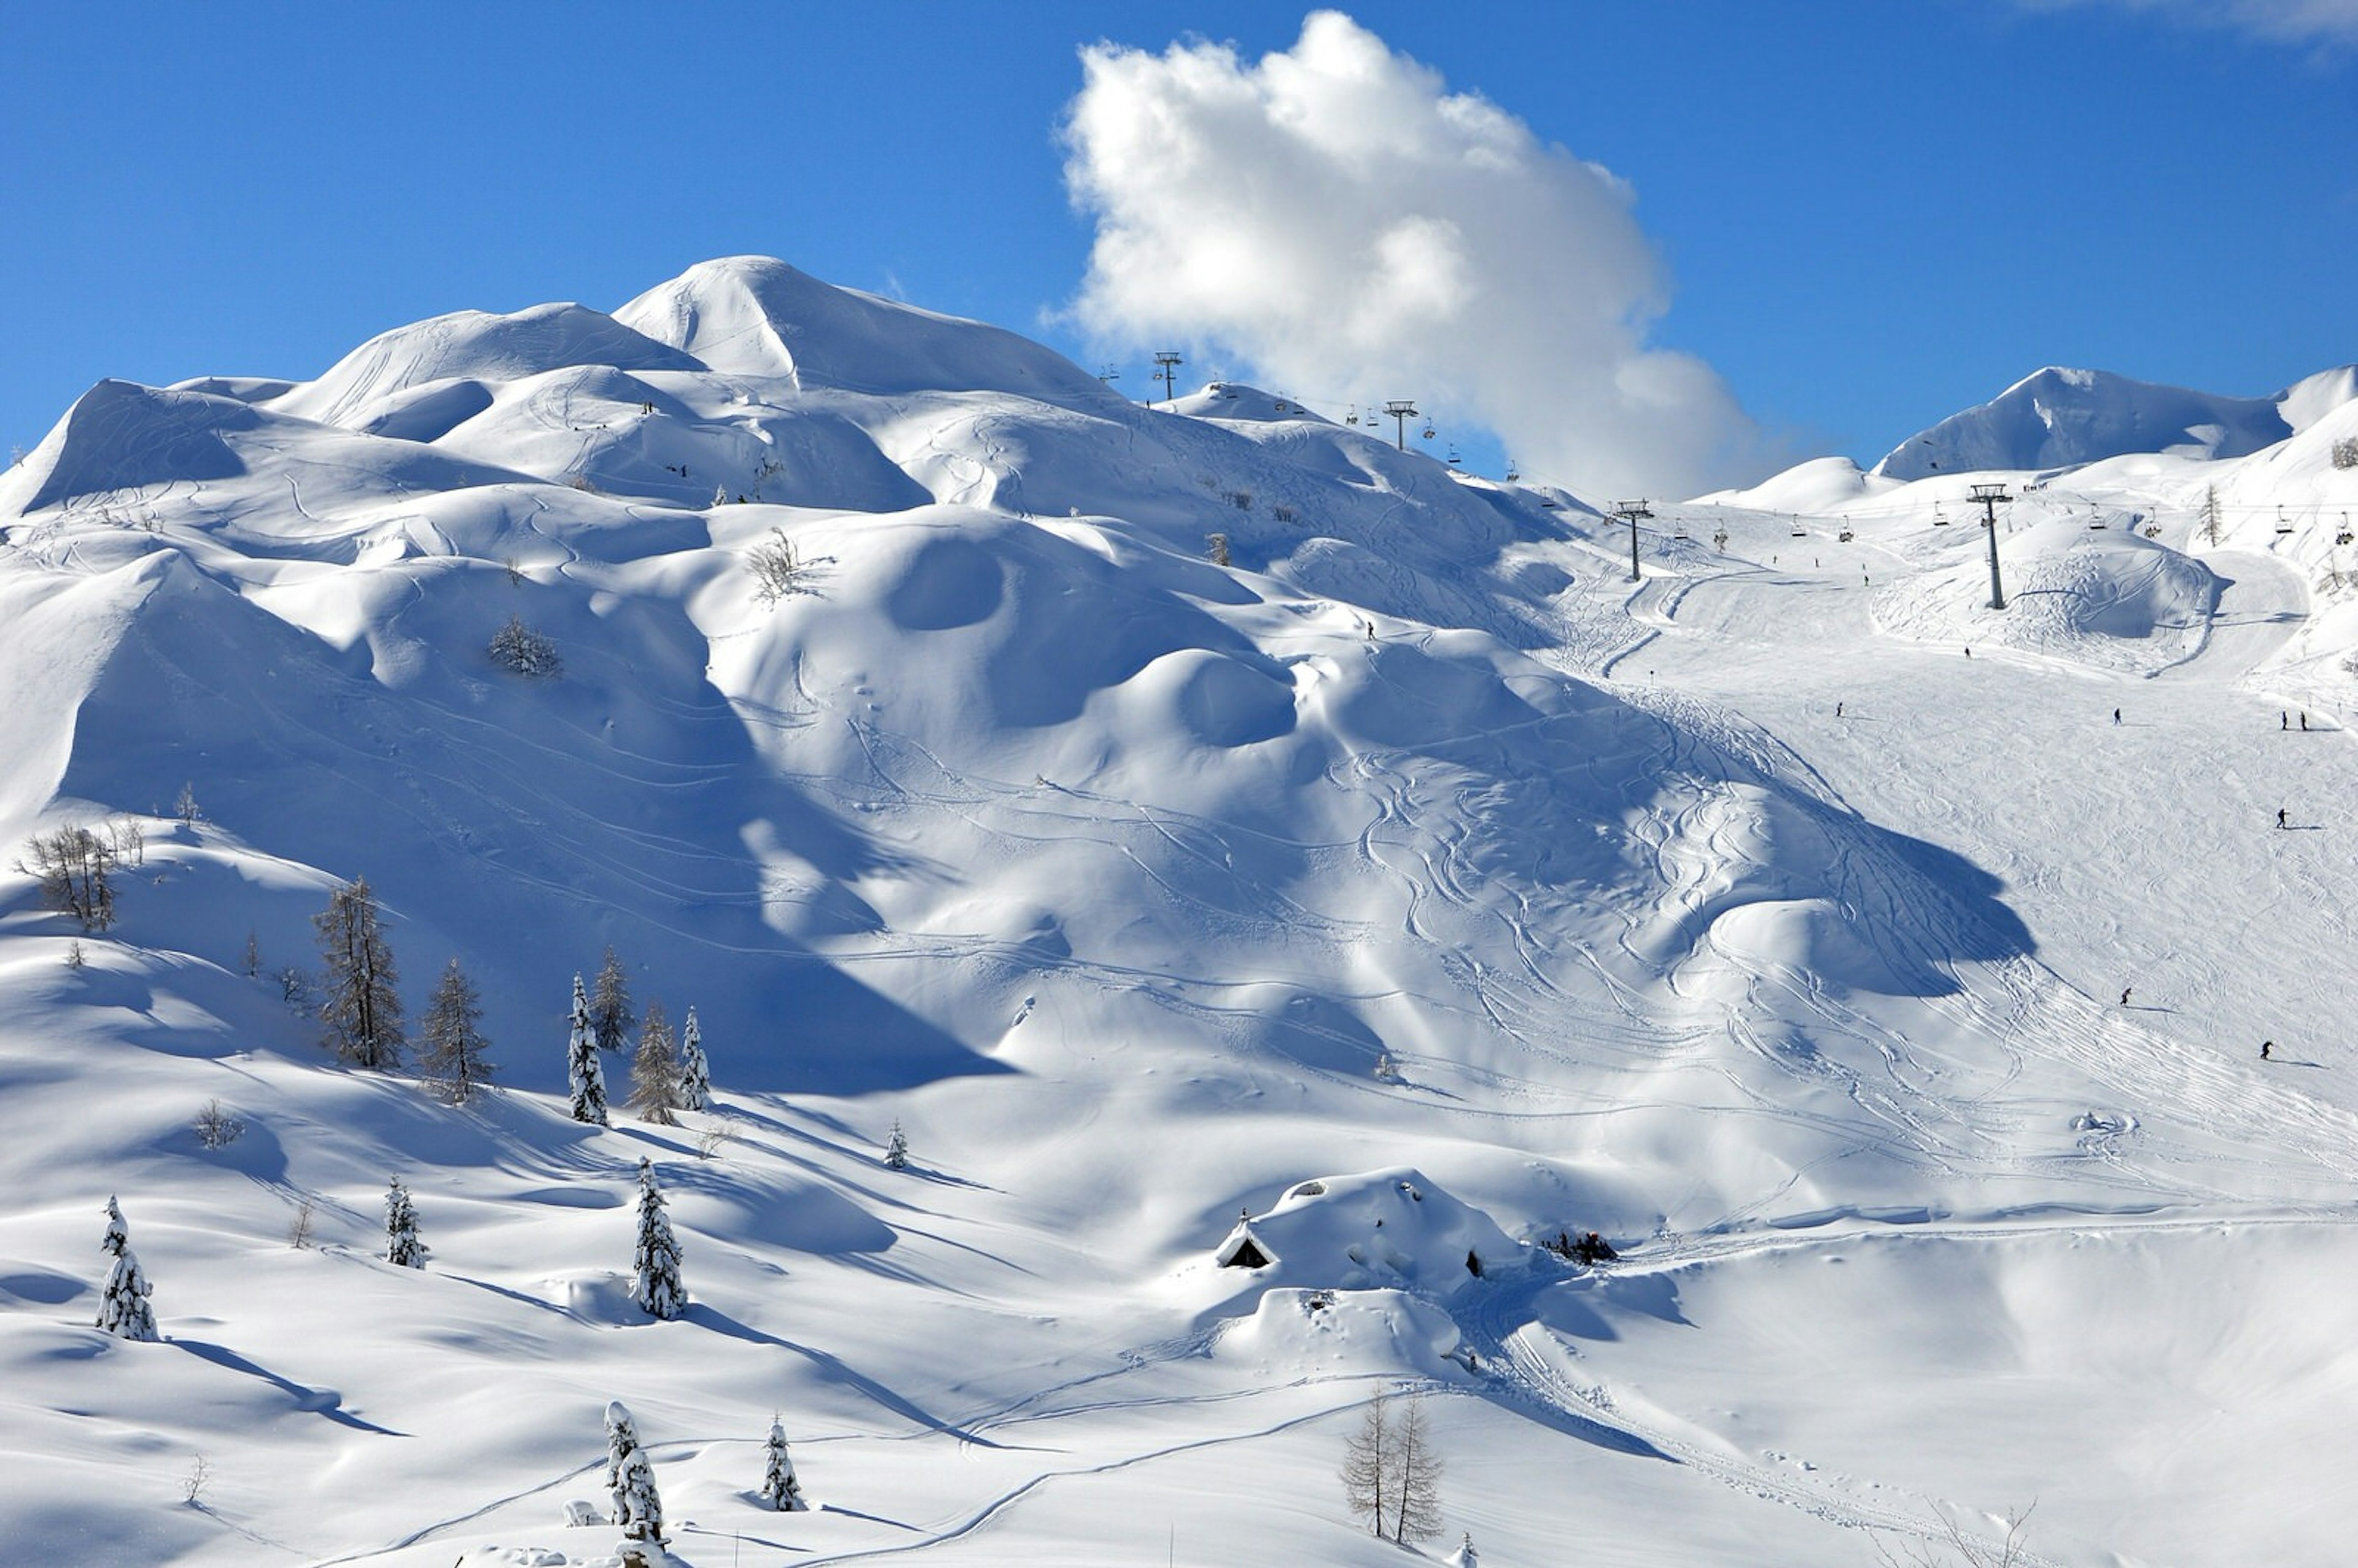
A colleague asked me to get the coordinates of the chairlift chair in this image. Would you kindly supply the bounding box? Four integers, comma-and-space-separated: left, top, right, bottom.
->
1421, 422, 1436, 440
1789, 520, 1807, 538
1672, 518, 1691, 541
2276, 507, 2295, 535
1933, 506, 1950, 527
1837, 526, 1856, 543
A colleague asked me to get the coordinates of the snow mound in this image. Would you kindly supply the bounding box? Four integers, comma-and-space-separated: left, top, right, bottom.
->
613, 255, 1119, 408
1208, 1169, 1525, 1299
2, 380, 258, 512
1874, 514, 2214, 673
272, 301, 702, 430
1169, 382, 1335, 425
1694, 454, 1896, 513
1876, 367, 2291, 481
1216, 1286, 1474, 1382
2278, 363, 2358, 434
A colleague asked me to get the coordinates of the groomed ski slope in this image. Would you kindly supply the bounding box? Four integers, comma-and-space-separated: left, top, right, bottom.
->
1, 257, 2355, 1566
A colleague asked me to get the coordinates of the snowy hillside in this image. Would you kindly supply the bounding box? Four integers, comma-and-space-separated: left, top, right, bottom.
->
4, 257, 2358, 1567
1872, 363, 2357, 481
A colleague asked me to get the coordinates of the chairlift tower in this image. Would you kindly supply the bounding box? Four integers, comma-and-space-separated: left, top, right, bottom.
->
1970, 483, 2012, 608
1153, 352, 1184, 407
1613, 499, 1654, 584
1383, 401, 1418, 452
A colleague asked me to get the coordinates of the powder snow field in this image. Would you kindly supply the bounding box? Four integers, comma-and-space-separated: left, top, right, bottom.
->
2, 256, 2356, 1565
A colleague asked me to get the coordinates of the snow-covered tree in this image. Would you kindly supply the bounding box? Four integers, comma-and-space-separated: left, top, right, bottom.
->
1446, 1532, 1478, 1568
419, 957, 495, 1104
605, 1400, 666, 1544
567, 973, 608, 1126
677, 1007, 710, 1112
760, 1416, 807, 1511
386, 1177, 425, 1267
628, 1000, 683, 1126
590, 946, 634, 1055
313, 877, 403, 1069
631, 1158, 684, 1320
883, 1119, 910, 1171
96, 1197, 158, 1342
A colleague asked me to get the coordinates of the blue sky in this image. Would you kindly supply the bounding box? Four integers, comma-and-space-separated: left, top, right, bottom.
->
3, 2, 2351, 489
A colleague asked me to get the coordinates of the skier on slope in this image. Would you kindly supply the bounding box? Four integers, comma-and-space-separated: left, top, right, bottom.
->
2120, 987, 2131, 1006
2278, 808, 2289, 829
2262, 1041, 2274, 1061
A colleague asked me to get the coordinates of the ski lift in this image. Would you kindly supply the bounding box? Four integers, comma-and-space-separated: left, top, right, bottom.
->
1446, 445, 1462, 467
2339, 514, 2353, 546
1504, 458, 1520, 483
1789, 518, 1807, 538
1346, 405, 1360, 426
1711, 527, 1730, 551
1933, 505, 1950, 527
2088, 513, 2108, 529
2276, 506, 2294, 535
1420, 424, 1436, 441
1837, 526, 1855, 543
1539, 498, 1563, 510
1272, 399, 1291, 414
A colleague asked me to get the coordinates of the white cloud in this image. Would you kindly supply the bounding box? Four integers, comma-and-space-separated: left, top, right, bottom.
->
1060, 11, 1766, 499
2021, 0, 2358, 45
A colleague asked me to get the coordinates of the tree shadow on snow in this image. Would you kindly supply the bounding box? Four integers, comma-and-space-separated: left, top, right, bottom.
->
173, 1337, 404, 1435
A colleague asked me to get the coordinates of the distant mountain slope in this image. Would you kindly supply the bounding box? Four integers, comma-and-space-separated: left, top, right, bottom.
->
1873, 366, 2295, 480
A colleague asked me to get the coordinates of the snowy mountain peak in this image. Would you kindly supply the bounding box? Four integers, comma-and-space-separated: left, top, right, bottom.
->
1874, 365, 2292, 481
612, 254, 1121, 408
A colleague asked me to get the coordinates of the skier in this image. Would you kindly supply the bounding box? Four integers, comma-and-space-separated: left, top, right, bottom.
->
2261, 1040, 2273, 1061
2120, 987, 2131, 1006
2277, 807, 2289, 829
1964, 646, 1972, 659
2112, 708, 2122, 725
1835, 701, 1844, 718
2282, 712, 2289, 731
2300, 712, 2309, 731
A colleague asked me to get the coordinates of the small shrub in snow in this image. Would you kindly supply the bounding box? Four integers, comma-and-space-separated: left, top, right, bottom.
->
488, 615, 563, 678
883, 1119, 909, 1171
760, 1416, 807, 1511
287, 1197, 317, 1249
747, 527, 807, 605
2335, 435, 2358, 470
1874, 1503, 2034, 1567
1205, 531, 1231, 565
96, 1197, 158, 1342
193, 1098, 244, 1150
278, 966, 313, 1011
1273, 503, 1298, 524
242, 930, 261, 978
173, 782, 201, 826
386, 1177, 425, 1268
630, 1159, 685, 1320
65, 939, 84, 970
1372, 1051, 1402, 1083
181, 1454, 212, 1506
567, 973, 609, 1127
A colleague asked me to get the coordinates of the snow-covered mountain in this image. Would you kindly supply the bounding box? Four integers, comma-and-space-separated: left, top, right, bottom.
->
1872, 363, 2357, 481
4, 257, 2357, 1568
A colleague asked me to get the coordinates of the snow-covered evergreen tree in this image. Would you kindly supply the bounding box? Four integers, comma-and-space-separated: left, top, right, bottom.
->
884, 1119, 910, 1171
313, 877, 404, 1069
677, 1006, 710, 1112
631, 1158, 684, 1320
628, 999, 683, 1126
604, 1400, 665, 1543
1446, 1532, 1477, 1568
590, 946, 634, 1055
567, 973, 608, 1127
385, 1176, 425, 1267
418, 957, 494, 1103
760, 1416, 807, 1511
95, 1198, 158, 1341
